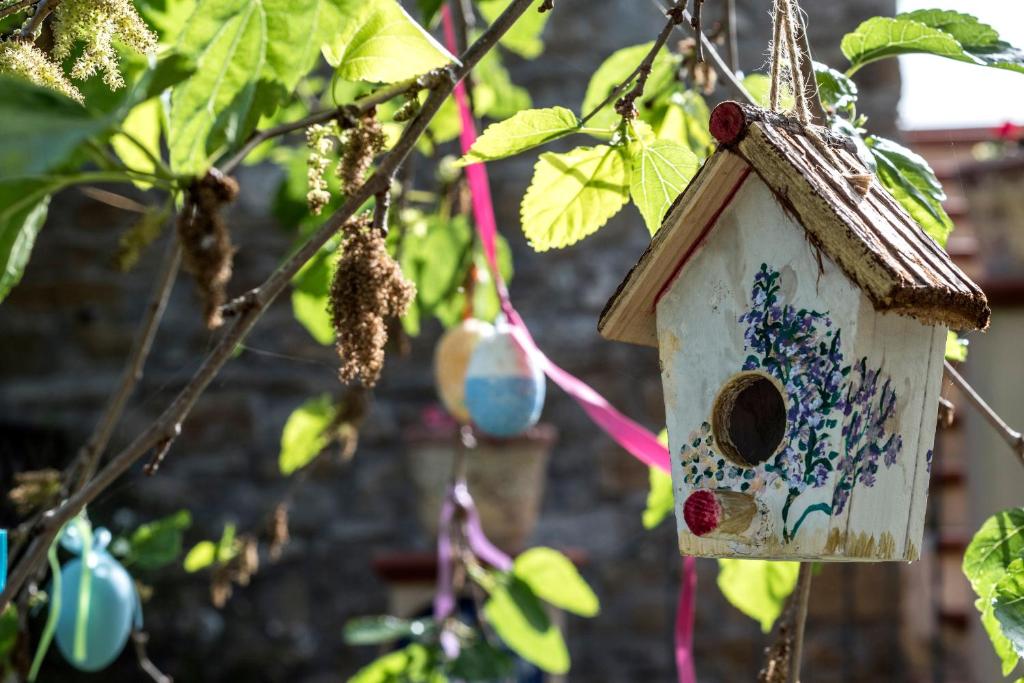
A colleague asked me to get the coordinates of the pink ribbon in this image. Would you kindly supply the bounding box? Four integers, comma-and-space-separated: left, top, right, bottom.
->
439, 7, 696, 682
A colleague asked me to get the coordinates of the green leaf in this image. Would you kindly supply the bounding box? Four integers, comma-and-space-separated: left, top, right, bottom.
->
478, 0, 549, 58
717, 559, 800, 632
110, 97, 163, 189
0, 77, 110, 180
459, 107, 580, 165
0, 179, 52, 304
324, 0, 456, 84
291, 249, 335, 345
183, 541, 217, 572
449, 636, 516, 680
279, 394, 335, 475
216, 523, 238, 561
580, 42, 678, 130
484, 577, 570, 674
946, 332, 969, 362
868, 135, 953, 247
842, 14, 1024, 76
964, 508, 1024, 598
521, 144, 630, 251
472, 45, 531, 120
628, 137, 698, 234
349, 643, 445, 683
979, 595, 1023, 676
813, 61, 858, 114
344, 616, 435, 646
0, 606, 19, 665
513, 547, 600, 617
126, 510, 193, 570
740, 73, 794, 111
994, 560, 1024, 662
644, 467, 674, 530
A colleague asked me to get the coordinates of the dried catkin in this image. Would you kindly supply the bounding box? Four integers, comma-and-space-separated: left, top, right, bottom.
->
329, 218, 415, 387
337, 114, 386, 196
177, 170, 239, 329
305, 121, 340, 215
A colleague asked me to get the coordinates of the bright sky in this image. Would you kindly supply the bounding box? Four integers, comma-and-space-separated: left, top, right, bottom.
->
897, 0, 1024, 129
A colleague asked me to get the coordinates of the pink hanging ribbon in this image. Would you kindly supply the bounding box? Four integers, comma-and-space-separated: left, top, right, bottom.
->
439, 7, 696, 682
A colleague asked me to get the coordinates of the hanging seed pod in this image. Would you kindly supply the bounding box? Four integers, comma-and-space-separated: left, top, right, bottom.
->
337, 113, 386, 196
464, 322, 546, 438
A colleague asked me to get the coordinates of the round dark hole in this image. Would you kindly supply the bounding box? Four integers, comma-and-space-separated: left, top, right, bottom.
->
712, 373, 787, 467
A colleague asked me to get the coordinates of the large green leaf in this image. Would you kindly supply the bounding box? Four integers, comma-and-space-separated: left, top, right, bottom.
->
323, 0, 455, 83
0, 180, 53, 304
994, 560, 1024, 662
843, 13, 1024, 76
628, 137, 698, 234
478, 0, 549, 59
125, 510, 192, 570
459, 107, 579, 165
472, 45, 531, 120
580, 42, 678, 131
868, 135, 953, 248
717, 559, 800, 633
349, 643, 444, 683
521, 144, 630, 251
814, 61, 859, 114
653, 91, 714, 160
513, 547, 599, 617
964, 509, 1024, 597
484, 578, 570, 674
0, 77, 110, 180
291, 249, 335, 345
978, 595, 1022, 677
279, 394, 335, 475
110, 97, 163, 188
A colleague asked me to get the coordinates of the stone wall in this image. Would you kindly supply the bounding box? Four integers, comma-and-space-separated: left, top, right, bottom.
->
0, 0, 904, 680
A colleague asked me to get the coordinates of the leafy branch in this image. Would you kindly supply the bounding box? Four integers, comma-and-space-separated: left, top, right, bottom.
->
0, 0, 541, 615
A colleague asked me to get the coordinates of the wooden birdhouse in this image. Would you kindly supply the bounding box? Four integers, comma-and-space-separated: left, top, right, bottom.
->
599, 102, 991, 561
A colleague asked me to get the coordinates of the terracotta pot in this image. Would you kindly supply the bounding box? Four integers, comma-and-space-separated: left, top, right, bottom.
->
404, 421, 557, 553
960, 154, 1024, 281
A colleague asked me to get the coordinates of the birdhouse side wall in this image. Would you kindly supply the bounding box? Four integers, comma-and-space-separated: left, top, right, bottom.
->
656, 176, 921, 560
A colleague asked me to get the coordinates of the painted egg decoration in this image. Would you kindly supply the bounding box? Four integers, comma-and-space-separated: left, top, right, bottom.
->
54, 528, 139, 672
434, 318, 495, 423
464, 322, 545, 438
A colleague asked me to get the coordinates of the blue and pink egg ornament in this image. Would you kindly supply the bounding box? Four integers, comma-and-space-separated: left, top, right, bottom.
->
434, 318, 495, 423
53, 521, 141, 672
464, 319, 545, 438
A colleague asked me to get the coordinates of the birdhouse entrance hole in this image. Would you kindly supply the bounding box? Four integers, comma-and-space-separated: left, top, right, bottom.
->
711, 372, 787, 468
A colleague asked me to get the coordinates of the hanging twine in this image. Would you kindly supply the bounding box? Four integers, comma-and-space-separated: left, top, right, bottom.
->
768, 0, 810, 124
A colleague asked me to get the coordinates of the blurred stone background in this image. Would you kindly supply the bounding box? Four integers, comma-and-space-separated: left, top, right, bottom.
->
0, 0, 906, 681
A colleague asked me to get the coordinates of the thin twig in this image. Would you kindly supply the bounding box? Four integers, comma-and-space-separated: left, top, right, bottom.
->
0, 0, 36, 21
0, 0, 538, 614
787, 563, 813, 683
71, 237, 182, 491
690, 0, 705, 61
944, 361, 1024, 467
131, 631, 173, 683
17, 0, 58, 38
580, 0, 686, 126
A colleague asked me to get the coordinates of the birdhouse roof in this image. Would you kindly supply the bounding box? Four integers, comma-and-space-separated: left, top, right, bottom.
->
599, 102, 991, 347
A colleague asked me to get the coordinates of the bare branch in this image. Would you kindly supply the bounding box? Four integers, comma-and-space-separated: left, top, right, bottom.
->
0, 0, 36, 22
0, 0, 539, 613
18, 0, 58, 38
132, 631, 173, 683
787, 563, 813, 683
944, 360, 1024, 467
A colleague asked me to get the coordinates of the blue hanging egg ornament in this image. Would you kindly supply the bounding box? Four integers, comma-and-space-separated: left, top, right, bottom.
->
0, 529, 7, 593
54, 525, 140, 672
434, 318, 495, 423
464, 321, 545, 437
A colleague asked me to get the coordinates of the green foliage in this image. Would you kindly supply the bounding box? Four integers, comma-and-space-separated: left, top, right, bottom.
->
484, 577, 569, 674
653, 91, 714, 159
813, 61, 858, 115
717, 559, 800, 633
867, 135, 954, 248
478, 0, 549, 59
842, 12, 1024, 76
110, 98, 163, 188
0, 606, 19, 668
291, 248, 336, 344
521, 144, 629, 251
124, 510, 193, 570
580, 42, 678, 131
0, 76, 110, 180
0, 180, 52, 305
946, 332, 969, 362
349, 643, 447, 683
964, 508, 1024, 675
628, 133, 699, 234
344, 616, 436, 646
184, 523, 240, 572
513, 547, 599, 617
471, 46, 531, 120
643, 467, 674, 530
448, 637, 515, 681
279, 394, 335, 475
459, 107, 580, 165
324, 0, 455, 83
